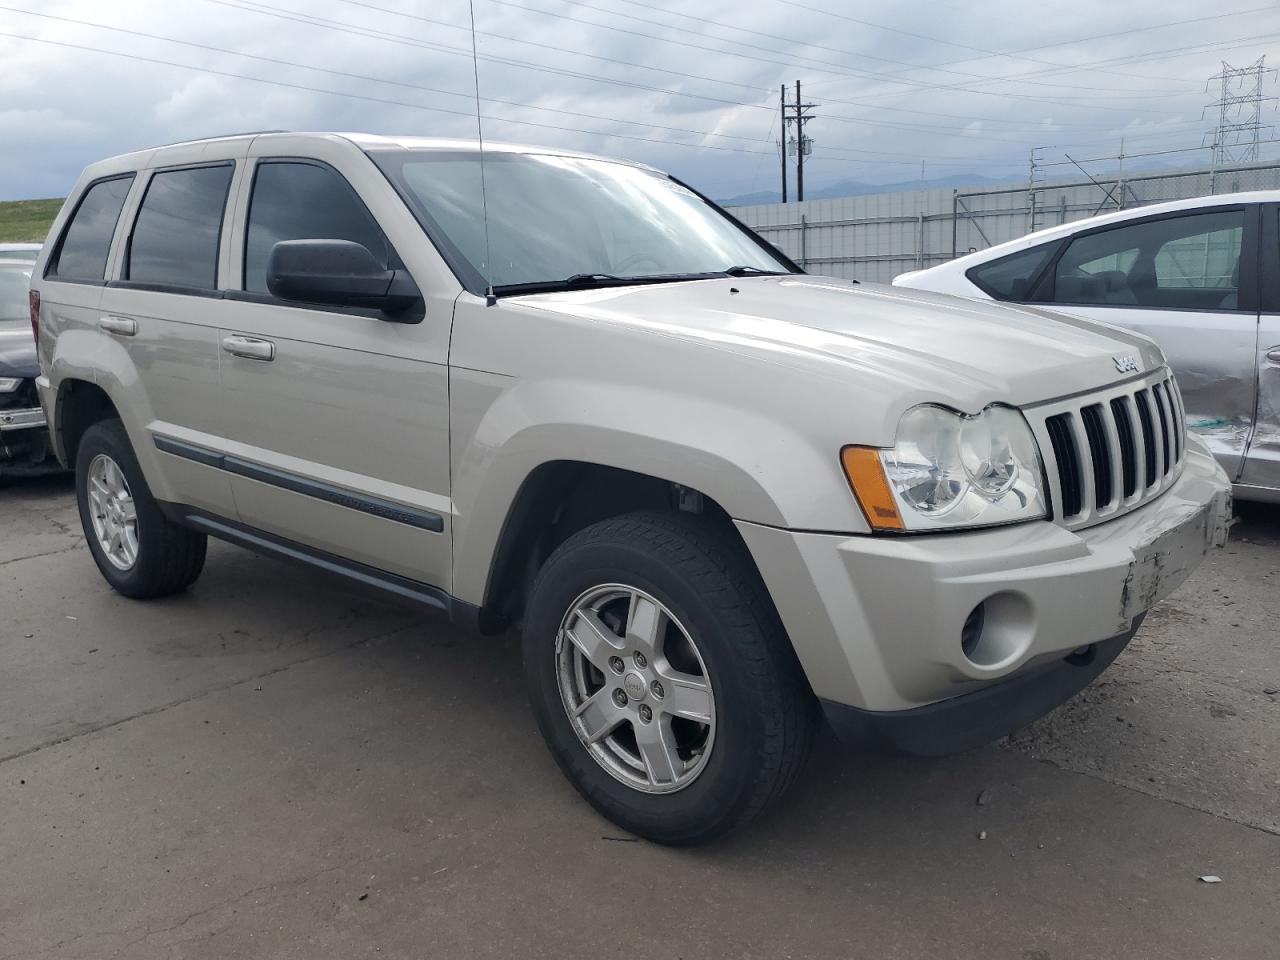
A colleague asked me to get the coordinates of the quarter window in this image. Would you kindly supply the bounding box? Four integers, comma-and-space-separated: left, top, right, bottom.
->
965, 243, 1057, 301
127, 165, 234, 290
244, 161, 389, 295
48, 175, 134, 282
1051, 210, 1244, 311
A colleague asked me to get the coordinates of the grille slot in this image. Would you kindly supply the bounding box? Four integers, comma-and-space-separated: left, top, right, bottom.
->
1134, 389, 1158, 489
1045, 413, 1082, 518
1036, 372, 1185, 528
1109, 397, 1138, 499
1080, 404, 1112, 509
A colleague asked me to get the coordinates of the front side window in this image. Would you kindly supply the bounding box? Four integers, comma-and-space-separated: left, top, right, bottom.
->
1052, 209, 1244, 310
127, 165, 234, 290
374, 150, 792, 293
966, 243, 1058, 301
48, 175, 134, 282
244, 161, 389, 294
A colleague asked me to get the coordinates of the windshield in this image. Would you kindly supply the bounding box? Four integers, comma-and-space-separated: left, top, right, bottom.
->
0, 263, 32, 323
374, 150, 792, 293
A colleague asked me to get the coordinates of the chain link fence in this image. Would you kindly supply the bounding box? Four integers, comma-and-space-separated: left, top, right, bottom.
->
729, 161, 1280, 284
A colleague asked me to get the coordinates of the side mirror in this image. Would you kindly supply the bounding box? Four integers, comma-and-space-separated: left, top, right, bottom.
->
266, 239, 420, 318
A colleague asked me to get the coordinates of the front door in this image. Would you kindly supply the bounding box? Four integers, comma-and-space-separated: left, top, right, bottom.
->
1239, 204, 1280, 495
1038, 205, 1260, 480
216, 152, 452, 591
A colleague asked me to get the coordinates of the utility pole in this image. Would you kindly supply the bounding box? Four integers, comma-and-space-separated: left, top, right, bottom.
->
1026, 146, 1046, 233
780, 81, 818, 203
779, 84, 788, 204
1205, 56, 1276, 190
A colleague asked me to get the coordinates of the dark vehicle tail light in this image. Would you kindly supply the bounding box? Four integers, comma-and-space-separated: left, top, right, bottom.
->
29, 290, 39, 342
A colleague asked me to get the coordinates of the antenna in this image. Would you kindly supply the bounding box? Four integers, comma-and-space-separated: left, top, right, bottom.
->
467, 0, 496, 307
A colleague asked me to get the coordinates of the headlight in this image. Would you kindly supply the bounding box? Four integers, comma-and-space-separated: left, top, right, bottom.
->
0, 377, 22, 393
842, 404, 1047, 531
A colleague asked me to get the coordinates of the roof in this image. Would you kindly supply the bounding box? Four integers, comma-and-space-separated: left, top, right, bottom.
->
944, 190, 1280, 270
84, 131, 654, 177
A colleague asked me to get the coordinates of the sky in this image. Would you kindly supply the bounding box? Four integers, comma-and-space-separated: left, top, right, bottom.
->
0, 0, 1277, 202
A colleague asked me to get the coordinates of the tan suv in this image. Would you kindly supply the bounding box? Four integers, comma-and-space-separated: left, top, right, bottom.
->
32, 133, 1232, 844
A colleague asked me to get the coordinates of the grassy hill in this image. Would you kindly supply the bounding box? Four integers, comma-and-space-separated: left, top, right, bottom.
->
0, 198, 63, 244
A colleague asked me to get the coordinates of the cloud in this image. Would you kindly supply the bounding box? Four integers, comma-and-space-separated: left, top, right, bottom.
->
0, 0, 1274, 201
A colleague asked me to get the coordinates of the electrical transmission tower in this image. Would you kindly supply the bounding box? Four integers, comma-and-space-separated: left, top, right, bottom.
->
1206, 57, 1276, 178
779, 81, 818, 203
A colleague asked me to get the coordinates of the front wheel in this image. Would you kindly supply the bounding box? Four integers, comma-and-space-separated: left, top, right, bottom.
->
523, 511, 817, 844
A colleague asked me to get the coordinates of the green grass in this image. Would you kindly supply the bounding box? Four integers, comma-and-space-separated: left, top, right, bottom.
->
0, 198, 64, 244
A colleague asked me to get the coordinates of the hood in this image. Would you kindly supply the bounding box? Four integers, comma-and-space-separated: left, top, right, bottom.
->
0, 319, 38, 380
510, 275, 1164, 410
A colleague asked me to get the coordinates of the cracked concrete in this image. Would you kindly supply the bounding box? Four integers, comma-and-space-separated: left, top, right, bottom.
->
1, 475, 1277, 958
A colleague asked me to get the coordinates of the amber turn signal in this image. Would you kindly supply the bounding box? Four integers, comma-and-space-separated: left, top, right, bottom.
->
840, 446, 904, 532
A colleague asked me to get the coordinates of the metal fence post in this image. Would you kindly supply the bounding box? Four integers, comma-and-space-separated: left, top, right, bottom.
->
800, 214, 808, 269
951, 189, 958, 259
917, 213, 925, 269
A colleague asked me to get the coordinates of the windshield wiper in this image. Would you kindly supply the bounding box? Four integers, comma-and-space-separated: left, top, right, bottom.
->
563, 273, 624, 285
722, 265, 787, 277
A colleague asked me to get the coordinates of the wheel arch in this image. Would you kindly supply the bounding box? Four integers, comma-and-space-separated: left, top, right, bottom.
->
469, 460, 760, 632
53, 378, 120, 468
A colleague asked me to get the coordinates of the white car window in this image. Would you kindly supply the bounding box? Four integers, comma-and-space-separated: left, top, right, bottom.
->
1052, 209, 1244, 311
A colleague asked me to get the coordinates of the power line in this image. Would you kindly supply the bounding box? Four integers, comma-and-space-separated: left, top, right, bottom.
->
0, 30, 779, 157
818, 23, 1280, 109
581, 0, 1203, 88
765, 0, 1254, 87
207, 0, 1184, 148
481, 0, 1199, 111
803, 2, 1273, 90
0, 4, 776, 147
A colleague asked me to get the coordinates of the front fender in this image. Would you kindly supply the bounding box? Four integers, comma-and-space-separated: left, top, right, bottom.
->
448, 368, 868, 604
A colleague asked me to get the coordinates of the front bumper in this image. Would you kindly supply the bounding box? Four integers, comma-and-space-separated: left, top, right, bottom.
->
0, 405, 58, 475
736, 444, 1231, 745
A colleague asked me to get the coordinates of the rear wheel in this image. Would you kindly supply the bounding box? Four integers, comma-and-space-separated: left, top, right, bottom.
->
523, 511, 817, 844
75, 419, 206, 598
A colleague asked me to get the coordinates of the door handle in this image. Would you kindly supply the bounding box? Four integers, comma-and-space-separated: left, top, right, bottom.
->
1266, 347, 1280, 366
98, 315, 136, 336
221, 335, 275, 361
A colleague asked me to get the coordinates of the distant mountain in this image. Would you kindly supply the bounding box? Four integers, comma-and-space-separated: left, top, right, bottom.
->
717, 172, 1014, 207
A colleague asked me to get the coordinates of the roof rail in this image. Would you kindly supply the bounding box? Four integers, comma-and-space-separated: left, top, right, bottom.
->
144, 130, 290, 151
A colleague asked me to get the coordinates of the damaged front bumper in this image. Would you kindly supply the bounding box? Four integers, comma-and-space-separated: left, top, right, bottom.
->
736, 440, 1232, 752
0, 406, 60, 476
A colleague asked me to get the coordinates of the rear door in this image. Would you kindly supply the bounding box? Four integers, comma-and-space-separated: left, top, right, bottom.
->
215, 141, 452, 590
37, 172, 136, 431
1238, 203, 1280, 495
99, 147, 243, 516
1034, 206, 1259, 480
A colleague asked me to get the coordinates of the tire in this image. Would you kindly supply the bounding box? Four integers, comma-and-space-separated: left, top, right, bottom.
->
75, 418, 206, 598
523, 510, 817, 845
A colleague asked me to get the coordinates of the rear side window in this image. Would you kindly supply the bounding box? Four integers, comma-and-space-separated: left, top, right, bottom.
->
48, 175, 134, 282
965, 243, 1057, 301
127, 164, 234, 290
244, 161, 388, 295
1051, 209, 1244, 311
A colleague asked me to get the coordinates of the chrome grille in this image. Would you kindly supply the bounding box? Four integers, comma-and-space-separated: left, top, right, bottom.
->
1030, 369, 1185, 530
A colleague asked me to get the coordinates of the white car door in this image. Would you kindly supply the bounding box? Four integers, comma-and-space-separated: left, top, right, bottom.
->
1026, 205, 1259, 481
1238, 202, 1280, 496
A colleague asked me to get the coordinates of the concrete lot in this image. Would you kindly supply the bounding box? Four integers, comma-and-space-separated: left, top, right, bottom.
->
1, 475, 1277, 959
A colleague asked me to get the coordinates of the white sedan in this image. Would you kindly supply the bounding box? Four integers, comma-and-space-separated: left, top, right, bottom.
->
894, 191, 1280, 503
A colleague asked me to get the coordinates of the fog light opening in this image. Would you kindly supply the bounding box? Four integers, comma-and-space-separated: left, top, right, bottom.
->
961, 603, 985, 661
959, 591, 1034, 669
